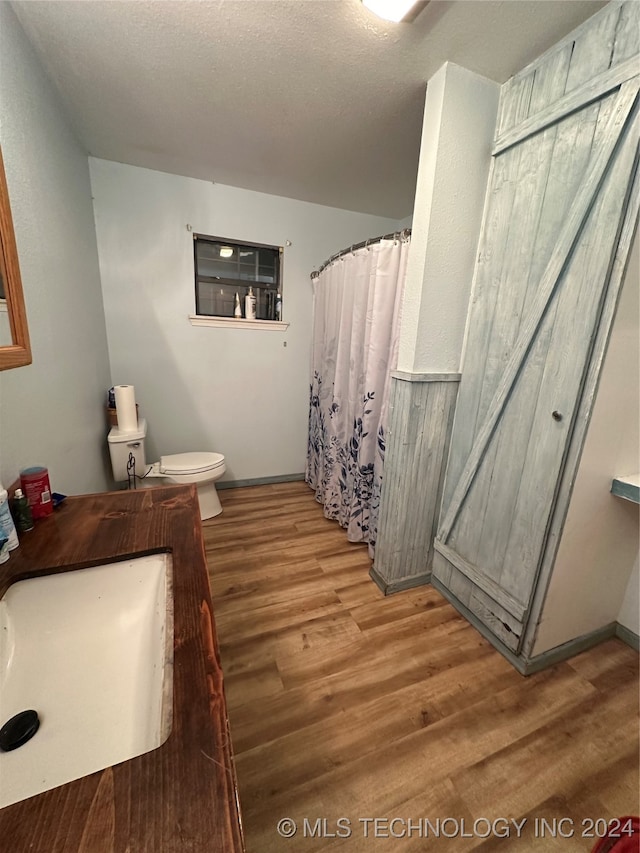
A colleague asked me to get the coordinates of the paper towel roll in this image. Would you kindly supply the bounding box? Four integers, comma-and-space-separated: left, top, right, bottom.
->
114, 385, 138, 432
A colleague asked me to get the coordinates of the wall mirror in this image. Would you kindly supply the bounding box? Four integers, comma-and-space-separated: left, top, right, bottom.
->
0, 146, 31, 369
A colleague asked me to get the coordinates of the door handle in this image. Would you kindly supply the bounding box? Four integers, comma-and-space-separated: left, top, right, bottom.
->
552, 411, 563, 422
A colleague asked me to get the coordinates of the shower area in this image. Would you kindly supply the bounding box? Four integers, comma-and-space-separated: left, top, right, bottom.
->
306, 2, 639, 676
305, 230, 410, 557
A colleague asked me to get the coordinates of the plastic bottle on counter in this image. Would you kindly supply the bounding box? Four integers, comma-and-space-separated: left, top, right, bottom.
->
12, 488, 34, 533
0, 482, 19, 550
234, 292, 242, 318
275, 291, 282, 321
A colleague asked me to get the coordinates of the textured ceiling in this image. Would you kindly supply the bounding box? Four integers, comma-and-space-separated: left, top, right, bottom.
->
12, 0, 606, 218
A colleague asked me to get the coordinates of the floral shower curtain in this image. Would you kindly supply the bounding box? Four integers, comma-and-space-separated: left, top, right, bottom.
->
305, 234, 410, 556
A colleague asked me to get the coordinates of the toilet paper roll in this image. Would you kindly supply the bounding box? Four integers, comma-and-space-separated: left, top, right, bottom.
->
114, 385, 138, 432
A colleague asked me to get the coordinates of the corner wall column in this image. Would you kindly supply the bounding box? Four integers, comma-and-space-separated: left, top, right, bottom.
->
371, 63, 500, 594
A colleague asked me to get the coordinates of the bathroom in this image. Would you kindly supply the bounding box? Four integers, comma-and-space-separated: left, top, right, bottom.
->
2, 0, 635, 507
0, 0, 639, 850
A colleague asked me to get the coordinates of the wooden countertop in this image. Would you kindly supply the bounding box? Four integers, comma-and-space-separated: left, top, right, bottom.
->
0, 485, 245, 853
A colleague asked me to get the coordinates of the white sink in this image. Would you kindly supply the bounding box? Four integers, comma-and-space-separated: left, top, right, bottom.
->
0, 553, 173, 809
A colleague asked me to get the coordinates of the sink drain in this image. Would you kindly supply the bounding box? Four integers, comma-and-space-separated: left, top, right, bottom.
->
0, 710, 40, 752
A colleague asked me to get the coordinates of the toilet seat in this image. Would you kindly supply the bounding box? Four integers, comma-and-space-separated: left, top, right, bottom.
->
159, 451, 225, 476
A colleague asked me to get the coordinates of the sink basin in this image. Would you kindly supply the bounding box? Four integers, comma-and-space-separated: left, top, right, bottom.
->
0, 553, 173, 809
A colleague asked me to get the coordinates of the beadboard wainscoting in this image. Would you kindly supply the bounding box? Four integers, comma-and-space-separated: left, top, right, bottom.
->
371, 372, 460, 594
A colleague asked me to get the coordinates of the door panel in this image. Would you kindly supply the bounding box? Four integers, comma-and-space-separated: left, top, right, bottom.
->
441, 82, 639, 544
434, 2, 639, 650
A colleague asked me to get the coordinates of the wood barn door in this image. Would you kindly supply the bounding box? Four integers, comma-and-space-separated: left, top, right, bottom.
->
433, 2, 639, 653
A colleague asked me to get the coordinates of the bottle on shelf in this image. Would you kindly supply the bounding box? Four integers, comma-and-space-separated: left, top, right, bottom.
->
275, 291, 282, 321
245, 286, 257, 320
234, 292, 242, 318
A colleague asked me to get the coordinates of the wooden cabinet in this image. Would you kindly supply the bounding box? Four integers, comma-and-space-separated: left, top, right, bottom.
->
433, 1, 639, 664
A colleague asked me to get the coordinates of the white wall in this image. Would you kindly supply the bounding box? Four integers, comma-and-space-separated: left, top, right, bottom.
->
534, 231, 640, 653
398, 63, 500, 373
0, 4, 111, 494
90, 159, 400, 482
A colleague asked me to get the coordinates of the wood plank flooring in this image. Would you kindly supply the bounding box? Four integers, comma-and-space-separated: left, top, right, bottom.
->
204, 482, 639, 852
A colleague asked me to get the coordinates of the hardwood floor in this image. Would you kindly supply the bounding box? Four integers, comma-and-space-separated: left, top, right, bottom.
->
204, 482, 639, 852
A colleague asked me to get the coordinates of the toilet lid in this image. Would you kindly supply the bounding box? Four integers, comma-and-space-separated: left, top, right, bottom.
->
160, 451, 224, 475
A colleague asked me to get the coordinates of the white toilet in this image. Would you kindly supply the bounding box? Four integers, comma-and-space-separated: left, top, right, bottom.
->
107, 419, 226, 519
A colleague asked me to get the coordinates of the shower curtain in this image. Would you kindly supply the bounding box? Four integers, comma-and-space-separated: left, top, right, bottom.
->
305, 234, 410, 556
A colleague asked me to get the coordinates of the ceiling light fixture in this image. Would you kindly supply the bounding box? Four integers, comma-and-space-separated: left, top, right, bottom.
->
219, 246, 234, 258
362, 0, 426, 23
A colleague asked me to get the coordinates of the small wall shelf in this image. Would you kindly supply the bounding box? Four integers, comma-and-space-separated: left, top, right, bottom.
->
611, 474, 640, 505
189, 315, 289, 331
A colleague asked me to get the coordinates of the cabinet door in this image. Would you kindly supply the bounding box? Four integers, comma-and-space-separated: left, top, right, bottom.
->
433, 2, 639, 653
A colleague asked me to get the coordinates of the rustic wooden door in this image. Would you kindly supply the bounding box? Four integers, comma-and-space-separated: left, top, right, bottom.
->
433, 2, 639, 653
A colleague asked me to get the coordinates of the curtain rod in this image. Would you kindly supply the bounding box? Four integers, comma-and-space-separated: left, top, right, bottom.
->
310, 228, 411, 279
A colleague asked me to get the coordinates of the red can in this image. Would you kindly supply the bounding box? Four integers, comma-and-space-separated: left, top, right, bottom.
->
20, 467, 53, 519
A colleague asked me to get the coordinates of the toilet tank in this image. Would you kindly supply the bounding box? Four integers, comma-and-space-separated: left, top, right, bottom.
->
107, 419, 147, 482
